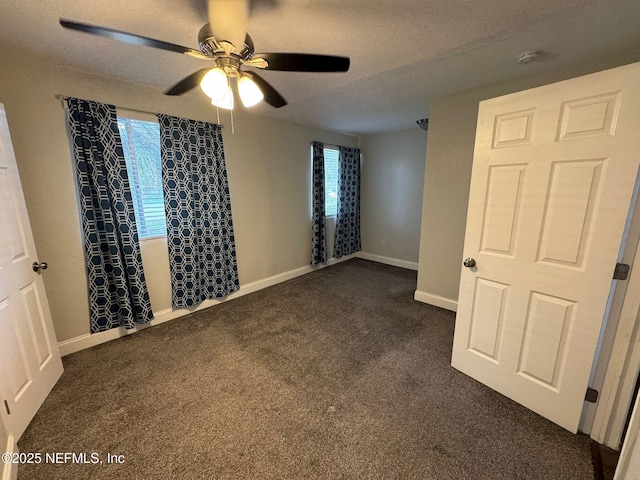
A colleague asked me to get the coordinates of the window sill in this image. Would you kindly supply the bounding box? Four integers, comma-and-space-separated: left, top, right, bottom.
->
140, 235, 167, 243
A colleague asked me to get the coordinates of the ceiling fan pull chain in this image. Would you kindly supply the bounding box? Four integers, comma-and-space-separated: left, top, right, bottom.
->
230, 107, 235, 134
216, 106, 220, 126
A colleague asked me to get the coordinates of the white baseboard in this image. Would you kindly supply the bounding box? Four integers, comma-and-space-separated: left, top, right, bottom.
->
414, 290, 458, 312
2, 435, 18, 480
58, 253, 357, 356
355, 252, 418, 271
58, 252, 424, 356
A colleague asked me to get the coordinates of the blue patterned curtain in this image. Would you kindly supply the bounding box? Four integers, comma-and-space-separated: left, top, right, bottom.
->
66, 97, 154, 333
157, 114, 239, 309
311, 141, 328, 266
334, 146, 361, 258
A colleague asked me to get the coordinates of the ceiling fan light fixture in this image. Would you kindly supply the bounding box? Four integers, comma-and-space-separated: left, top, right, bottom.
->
238, 75, 264, 107
211, 85, 234, 110
200, 67, 228, 101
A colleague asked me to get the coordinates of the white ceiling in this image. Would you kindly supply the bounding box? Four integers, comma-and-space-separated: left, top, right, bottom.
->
0, 0, 638, 135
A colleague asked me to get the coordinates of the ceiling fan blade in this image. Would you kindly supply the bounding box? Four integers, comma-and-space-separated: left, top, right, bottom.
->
59, 19, 211, 60
244, 33, 255, 54
251, 53, 350, 72
208, 0, 249, 51
164, 69, 211, 96
243, 71, 287, 108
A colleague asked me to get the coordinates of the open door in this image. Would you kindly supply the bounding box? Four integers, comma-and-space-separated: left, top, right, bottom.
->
0, 103, 63, 458
451, 62, 640, 433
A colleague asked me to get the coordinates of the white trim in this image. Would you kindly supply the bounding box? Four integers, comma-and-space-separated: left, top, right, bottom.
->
413, 290, 458, 312
614, 392, 640, 479
584, 167, 640, 447
591, 231, 640, 447
2, 435, 18, 480
355, 252, 418, 271
581, 168, 640, 440
58, 254, 356, 356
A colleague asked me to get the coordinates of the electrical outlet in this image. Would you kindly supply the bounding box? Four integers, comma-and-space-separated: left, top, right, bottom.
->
380, 239, 385, 247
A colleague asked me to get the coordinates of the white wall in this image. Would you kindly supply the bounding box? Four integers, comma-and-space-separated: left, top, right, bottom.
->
415, 57, 637, 306
359, 129, 427, 264
0, 51, 357, 343
0, 415, 7, 455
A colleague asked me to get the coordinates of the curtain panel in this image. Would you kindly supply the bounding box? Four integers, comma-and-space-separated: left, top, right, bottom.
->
157, 114, 239, 309
66, 97, 154, 333
334, 146, 362, 258
311, 141, 328, 266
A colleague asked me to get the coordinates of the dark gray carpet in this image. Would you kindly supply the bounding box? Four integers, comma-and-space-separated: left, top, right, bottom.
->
18, 259, 593, 479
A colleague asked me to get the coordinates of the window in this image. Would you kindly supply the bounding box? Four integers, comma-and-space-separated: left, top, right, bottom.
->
117, 117, 165, 238
323, 147, 339, 217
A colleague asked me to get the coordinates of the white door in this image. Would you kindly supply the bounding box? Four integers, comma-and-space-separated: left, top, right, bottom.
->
0, 103, 63, 440
451, 62, 640, 433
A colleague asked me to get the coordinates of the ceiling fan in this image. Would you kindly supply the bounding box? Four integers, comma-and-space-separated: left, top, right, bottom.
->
59, 0, 350, 110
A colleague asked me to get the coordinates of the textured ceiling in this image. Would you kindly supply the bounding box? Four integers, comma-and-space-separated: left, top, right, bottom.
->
0, 0, 638, 135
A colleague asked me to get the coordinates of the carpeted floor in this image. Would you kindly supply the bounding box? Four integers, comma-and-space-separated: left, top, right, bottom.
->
18, 259, 594, 479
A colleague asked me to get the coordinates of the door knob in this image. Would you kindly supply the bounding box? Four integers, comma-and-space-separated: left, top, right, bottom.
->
463, 258, 476, 268
32, 261, 48, 272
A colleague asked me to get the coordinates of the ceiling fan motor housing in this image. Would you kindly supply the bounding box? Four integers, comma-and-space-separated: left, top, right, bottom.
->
198, 23, 253, 60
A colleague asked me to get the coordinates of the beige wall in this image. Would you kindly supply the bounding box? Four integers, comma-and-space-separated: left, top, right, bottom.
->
415, 57, 637, 303
0, 52, 357, 342
359, 129, 426, 263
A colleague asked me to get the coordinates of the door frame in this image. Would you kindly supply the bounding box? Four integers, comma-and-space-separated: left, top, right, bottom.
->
0, 433, 18, 480
612, 390, 640, 479
0, 386, 18, 480
587, 180, 640, 448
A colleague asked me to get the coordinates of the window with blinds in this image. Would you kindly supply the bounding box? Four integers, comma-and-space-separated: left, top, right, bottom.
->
117, 117, 166, 239
324, 147, 339, 217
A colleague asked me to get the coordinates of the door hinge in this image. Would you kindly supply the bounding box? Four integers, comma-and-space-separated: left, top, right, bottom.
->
613, 263, 630, 280
585, 387, 599, 404
3, 399, 9, 415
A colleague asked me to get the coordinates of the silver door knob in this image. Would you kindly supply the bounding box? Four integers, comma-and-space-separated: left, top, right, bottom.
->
463, 258, 476, 268
32, 261, 48, 272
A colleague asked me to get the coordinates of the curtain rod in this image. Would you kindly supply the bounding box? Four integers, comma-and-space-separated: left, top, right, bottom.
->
54, 95, 224, 128
311, 141, 341, 149
55, 94, 156, 118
